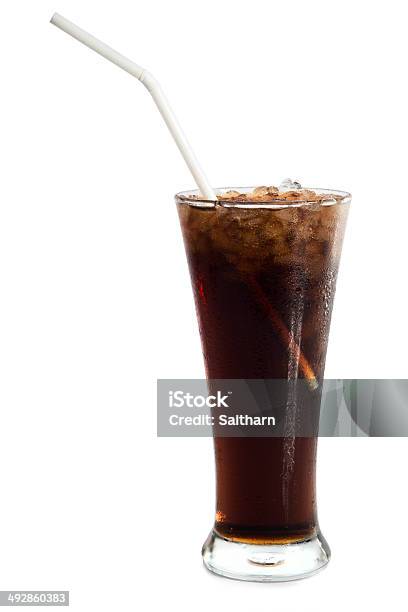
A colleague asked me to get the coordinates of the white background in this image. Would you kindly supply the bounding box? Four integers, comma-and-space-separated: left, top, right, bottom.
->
0, 1, 407, 610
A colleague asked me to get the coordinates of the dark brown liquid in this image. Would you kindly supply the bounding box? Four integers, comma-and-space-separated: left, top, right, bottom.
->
177, 197, 348, 544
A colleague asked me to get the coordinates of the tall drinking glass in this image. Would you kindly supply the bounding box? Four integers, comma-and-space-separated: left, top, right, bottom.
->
176, 186, 350, 581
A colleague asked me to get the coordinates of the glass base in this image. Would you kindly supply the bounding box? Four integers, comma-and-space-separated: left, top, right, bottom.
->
202, 530, 331, 582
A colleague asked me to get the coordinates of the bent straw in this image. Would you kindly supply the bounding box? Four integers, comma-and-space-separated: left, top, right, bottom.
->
246, 276, 318, 390
50, 13, 318, 389
50, 13, 215, 200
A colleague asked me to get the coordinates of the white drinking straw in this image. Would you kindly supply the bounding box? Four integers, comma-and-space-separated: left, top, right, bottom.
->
50, 13, 319, 390
50, 13, 216, 200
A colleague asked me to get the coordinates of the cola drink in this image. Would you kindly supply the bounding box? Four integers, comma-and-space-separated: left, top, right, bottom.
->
176, 184, 350, 580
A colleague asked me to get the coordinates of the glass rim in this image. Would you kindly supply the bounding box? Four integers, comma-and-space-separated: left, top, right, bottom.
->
175, 186, 352, 208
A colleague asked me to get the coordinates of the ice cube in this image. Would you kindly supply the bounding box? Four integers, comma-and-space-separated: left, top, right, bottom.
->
251, 186, 270, 198
218, 190, 243, 201
279, 178, 302, 191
